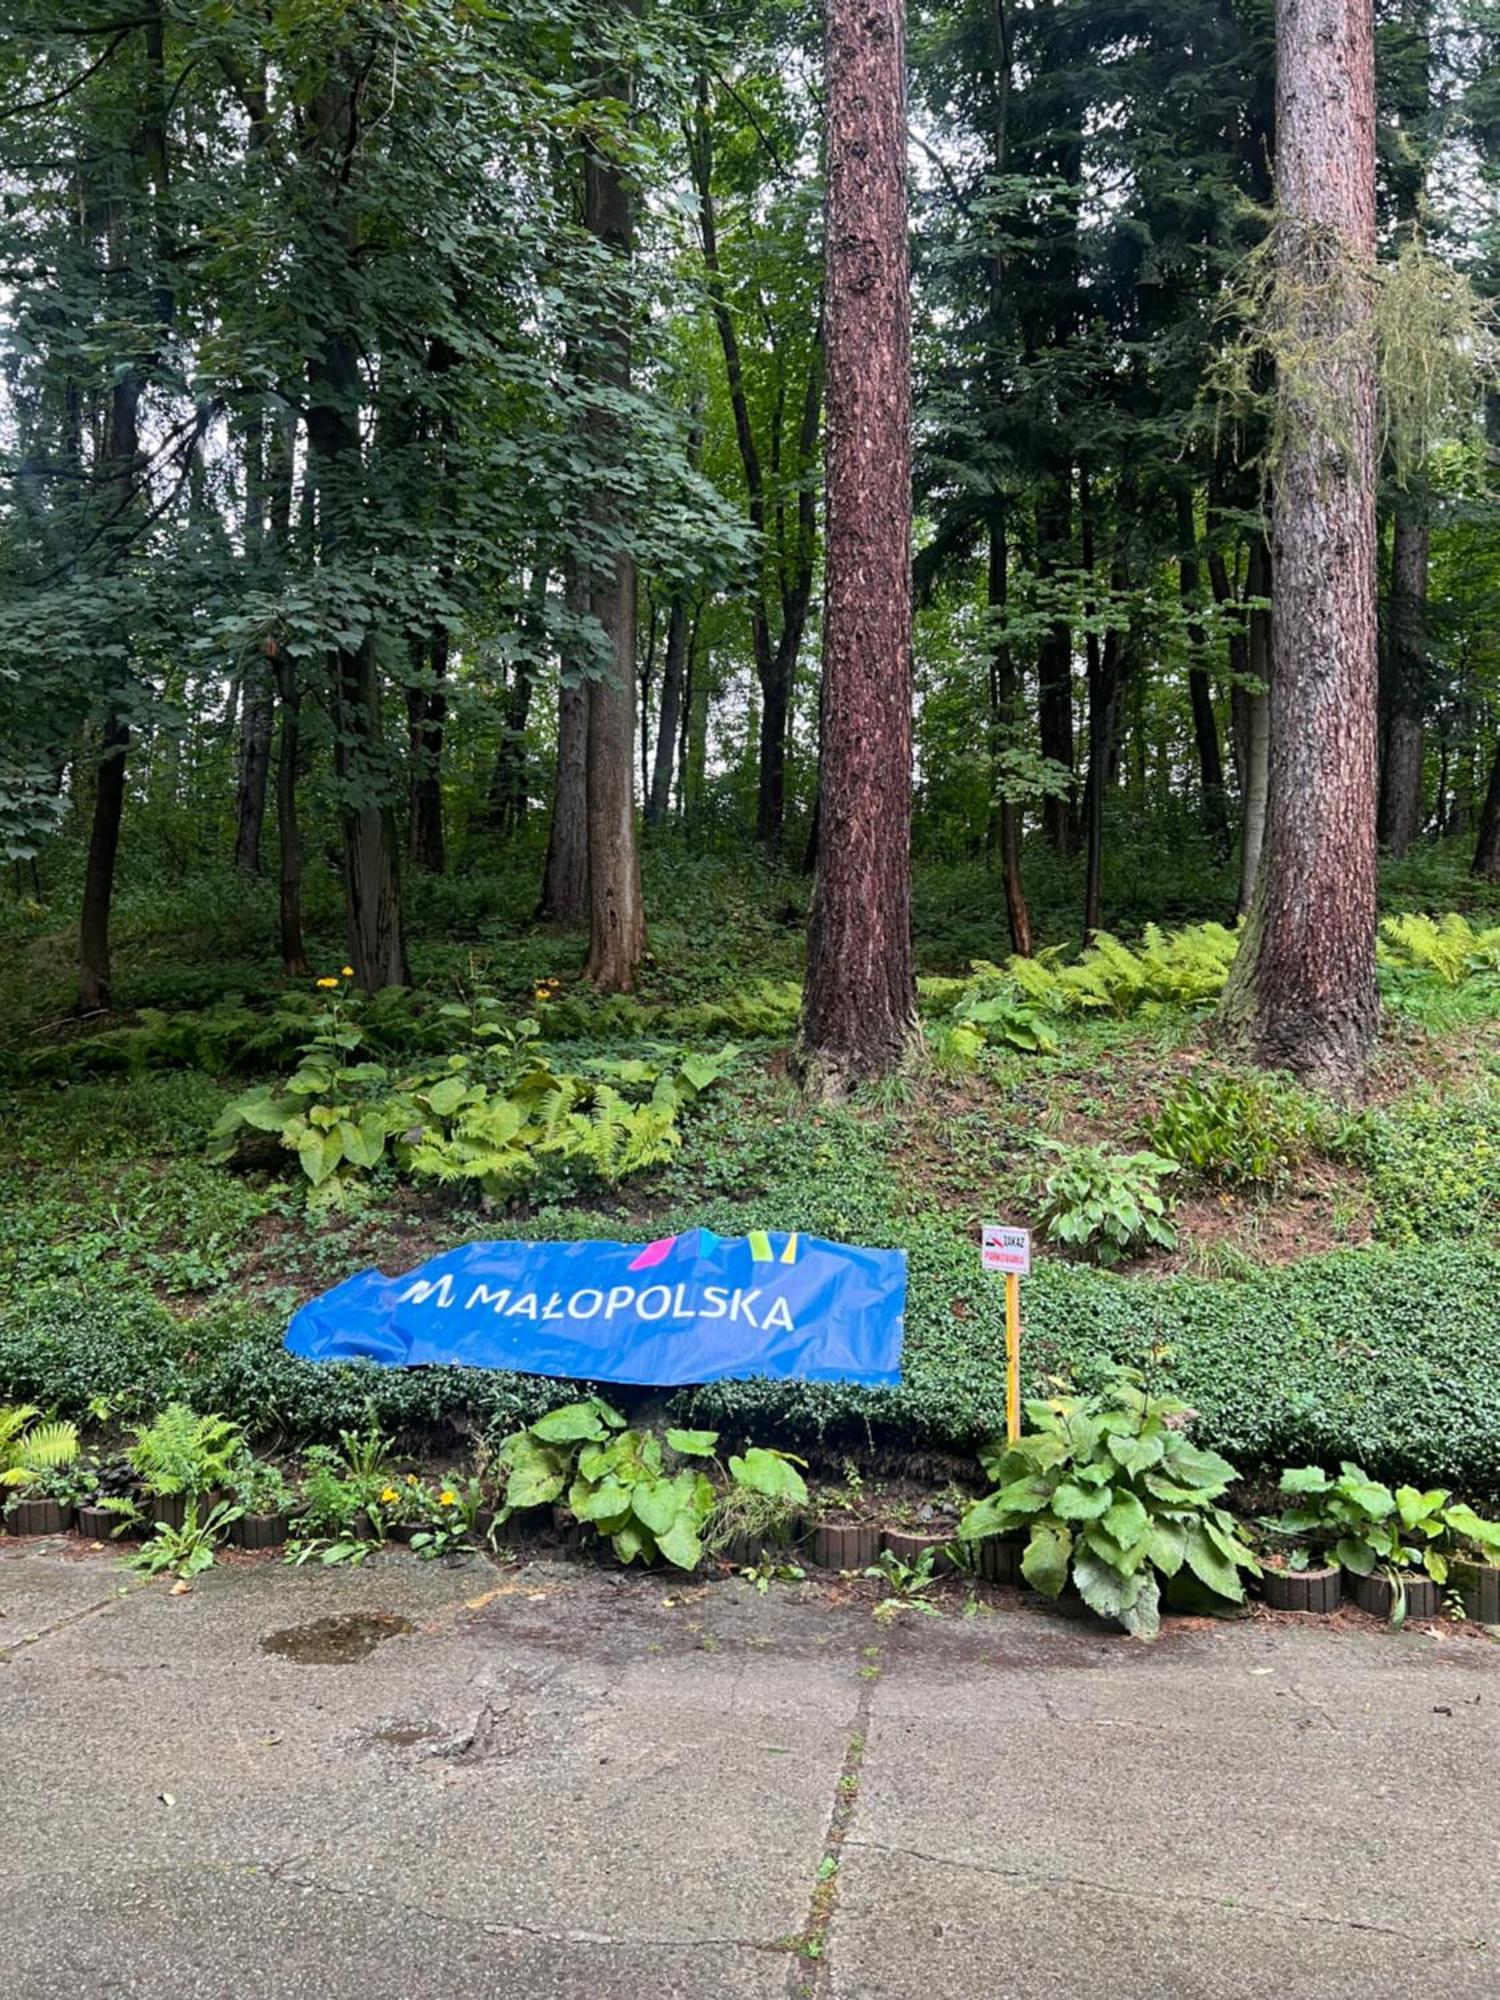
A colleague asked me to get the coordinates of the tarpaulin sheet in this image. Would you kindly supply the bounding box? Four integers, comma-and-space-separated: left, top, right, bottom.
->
284, 1227, 905, 1387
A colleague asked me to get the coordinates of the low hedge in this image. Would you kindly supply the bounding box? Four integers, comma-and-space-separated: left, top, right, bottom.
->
4, 1238, 1500, 1490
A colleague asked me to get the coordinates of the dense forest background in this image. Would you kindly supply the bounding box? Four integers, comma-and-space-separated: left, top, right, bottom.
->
3, 0, 1498, 1037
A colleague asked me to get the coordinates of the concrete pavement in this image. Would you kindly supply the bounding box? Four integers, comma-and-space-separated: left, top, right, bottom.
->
2, 1541, 1497, 1999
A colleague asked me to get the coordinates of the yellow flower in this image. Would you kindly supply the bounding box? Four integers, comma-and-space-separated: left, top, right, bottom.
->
439, 1490, 456, 1507
341, 965, 355, 978
315, 977, 339, 990
380, 1487, 398, 1504
406, 1472, 418, 1484
534, 987, 550, 1003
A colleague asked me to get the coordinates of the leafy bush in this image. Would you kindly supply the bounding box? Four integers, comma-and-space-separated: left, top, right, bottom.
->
1148, 1071, 1323, 1188
1032, 1140, 1180, 1263
208, 984, 737, 1198
1363, 1090, 1500, 1244
958, 1368, 1259, 1640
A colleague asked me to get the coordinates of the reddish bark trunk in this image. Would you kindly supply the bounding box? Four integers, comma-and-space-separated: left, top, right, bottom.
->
1217, 0, 1379, 1088
796, 0, 916, 1091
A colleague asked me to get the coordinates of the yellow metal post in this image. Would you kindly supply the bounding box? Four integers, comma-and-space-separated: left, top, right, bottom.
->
1004, 1271, 1022, 1443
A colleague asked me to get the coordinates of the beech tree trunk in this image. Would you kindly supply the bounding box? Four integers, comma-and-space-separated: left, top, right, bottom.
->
796, 0, 916, 1091
1177, 490, 1229, 853
648, 596, 689, 829
1217, 0, 1379, 1088
1036, 473, 1075, 853
579, 59, 645, 990
306, 81, 407, 992
406, 631, 448, 875
539, 554, 591, 921
987, 515, 1032, 957
1379, 505, 1428, 859
1474, 738, 1500, 880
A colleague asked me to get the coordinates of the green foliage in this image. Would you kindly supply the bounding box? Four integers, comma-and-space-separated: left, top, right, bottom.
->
207, 985, 737, 1199
959, 1369, 1259, 1642
1378, 912, 1500, 987
1148, 1071, 1325, 1188
1007, 924, 1241, 1019
123, 1403, 243, 1499
126, 1500, 242, 1582
1032, 1141, 1180, 1264
1363, 1090, 1500, 1244
0, 1403, 79, 1488
1270, 1462, 1500, 1624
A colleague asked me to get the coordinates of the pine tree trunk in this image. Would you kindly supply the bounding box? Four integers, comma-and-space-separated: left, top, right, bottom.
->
796, 0, 916, 1092
579, 55, 645, 992
1378, 505, 1428, 859
1217, 0, 1379, 1089
1474, 739, 1500, 880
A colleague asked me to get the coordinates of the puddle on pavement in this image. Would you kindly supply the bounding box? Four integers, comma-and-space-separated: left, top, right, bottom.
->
366, 1718, 443, 1749
260, 1611, 414, 1666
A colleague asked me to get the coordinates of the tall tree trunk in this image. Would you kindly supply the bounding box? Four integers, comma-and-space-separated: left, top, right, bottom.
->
539, 682, 590, 921
1035, 473, 1075, 852
987, 513, 1032, 957
78, 712, 130, 1014
305, 83, 407, 992
796, 0, 915, 1091
406, 631, 448, 874
232, 415, 273, 875
648, 595, 689, 829
1473, 738, 1500, 880
578, 51, 646, 991
1238, 536, 1273, 918
1379, 503, 1428, 859
274, 650, 310, 977
1177, 488, 1229, 853
1217, 0, 1379, 1088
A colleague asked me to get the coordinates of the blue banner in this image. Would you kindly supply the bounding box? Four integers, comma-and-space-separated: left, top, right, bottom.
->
284, 1227, 905, 1388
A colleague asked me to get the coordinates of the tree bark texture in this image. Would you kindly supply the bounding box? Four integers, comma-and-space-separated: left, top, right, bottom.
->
1236, 532, 1273, 917
796, 0, 917, 1091
648, 595, 689, 829
1378, 505, 1427, 859
274, 650, 310, 977
406, 631, 448, 875
538, 555, 591, 922
1177, 490, 1229, 853
78, 712, 130, 1014
1036, 472, 1075, 853
1217, 0, 1379, 1088
579, 78, 645, 990
987, 515, 1032, 957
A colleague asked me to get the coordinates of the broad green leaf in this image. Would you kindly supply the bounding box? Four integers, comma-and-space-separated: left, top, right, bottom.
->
1335, 1536, 1376, 1576
297, 1126, 343, 1187
1052, 1480, 1113, 1521
1279, 1465, 1331, 1496
1021, 1521, 1071, 1598
665, 1427, 719, 1458
1148, 1517, 1187, 1577
532, 1402, 610, 1444
729, 1448, 809, 1505
1102, 1492, 1150, 1549
655, 1517, 703, 1571
1107, 1432, 1165, 1476
503, 1437, 567, 1509
631, 1479, 682, 1536
1071, 1548, 1131, 1622
1182, 1521, 1247, 1603
1116, 1568, 1162, 1642
424, 1075, 468, 1118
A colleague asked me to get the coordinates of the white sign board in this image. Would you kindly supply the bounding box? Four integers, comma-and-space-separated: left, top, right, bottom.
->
982, 1224, 1031, 1277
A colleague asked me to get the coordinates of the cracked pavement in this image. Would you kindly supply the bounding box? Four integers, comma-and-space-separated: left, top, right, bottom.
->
3, 1544, 1498, 1999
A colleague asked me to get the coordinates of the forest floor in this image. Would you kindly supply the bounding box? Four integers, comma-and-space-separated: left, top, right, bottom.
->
5, 1537, 1499, 2000
2, 838, 1499, 1486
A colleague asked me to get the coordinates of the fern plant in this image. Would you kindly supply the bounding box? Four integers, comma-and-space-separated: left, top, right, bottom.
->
124, 1403, 244, 1498
0, 1404, 79, 1488
1379, 913, 1500, 987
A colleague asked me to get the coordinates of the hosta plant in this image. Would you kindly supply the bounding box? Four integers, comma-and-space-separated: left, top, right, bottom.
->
958, 1368, 1258, 1641
1031, 1141, 1179, 1264
496, 1400, 808, 1573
